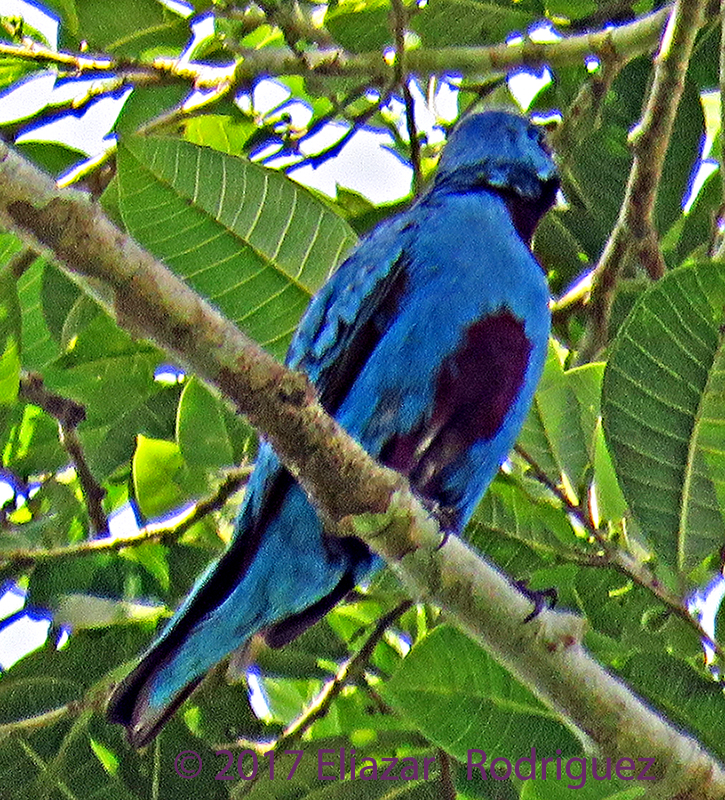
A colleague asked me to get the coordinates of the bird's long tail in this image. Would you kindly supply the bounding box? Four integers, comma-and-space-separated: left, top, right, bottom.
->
106, 449, 377, 747
106, 636, 209, 748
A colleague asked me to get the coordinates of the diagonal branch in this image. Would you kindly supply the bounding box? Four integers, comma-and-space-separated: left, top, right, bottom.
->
19, 373, 107, 536
0, 141, 724, 796
578, 0, 710, 362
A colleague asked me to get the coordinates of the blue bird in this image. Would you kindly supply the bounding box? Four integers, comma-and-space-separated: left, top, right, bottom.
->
107, 110, 559, 747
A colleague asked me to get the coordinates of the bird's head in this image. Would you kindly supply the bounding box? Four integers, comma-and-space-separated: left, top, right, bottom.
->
435, 110, 559, 241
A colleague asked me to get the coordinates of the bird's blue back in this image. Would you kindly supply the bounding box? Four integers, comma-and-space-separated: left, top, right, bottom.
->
107, 110, 559, 747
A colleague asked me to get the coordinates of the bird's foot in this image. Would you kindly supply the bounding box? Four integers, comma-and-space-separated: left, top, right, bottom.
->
515, 579, 557, 623
418, 497, 457, 550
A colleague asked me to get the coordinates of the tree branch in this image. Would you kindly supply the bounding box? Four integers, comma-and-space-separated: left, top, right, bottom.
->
19, 373, 107, 536
266, 601, 411, 745
0, 467, 250, 572
578, 0, 709, 362
0, 8, 669, 87
514, 445, 725, 662
0, 142, 723, 795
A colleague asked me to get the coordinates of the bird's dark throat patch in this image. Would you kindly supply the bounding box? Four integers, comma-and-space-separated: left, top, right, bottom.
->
502, 178, 559, 245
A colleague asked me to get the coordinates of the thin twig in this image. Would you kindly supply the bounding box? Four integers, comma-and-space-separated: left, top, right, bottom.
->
402, 82, 421, 194
231, 600, 413, 798
283, 97, 388, 173
549, 56, 623, 162
578, 0, 709, 362
514, 445, 725, 661
19, 373, 107, 535
0, 702, 79, 741
0, 467, 251, 571
267, 80, 382, 166
274, 599, 413, 743
136, 78, 238, 136
390, 0, 421, 195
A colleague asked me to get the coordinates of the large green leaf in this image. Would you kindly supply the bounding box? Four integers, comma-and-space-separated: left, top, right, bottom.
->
325, 0, 393, 53
36, 311, 181, 479
176, 377, 234, 471
412, 0, 541, 47
383, 625, 579, 762
0, 253, 21, 407
602, 261, 725, 574
116, 137, 358, 360
0, 236, 22, 450
75, 0, 188, 54
17, 259, 77, 372
617, 653, 725, 764
518, 343, 602, 497
133, 434, 201, 518
470, 476, 579, 559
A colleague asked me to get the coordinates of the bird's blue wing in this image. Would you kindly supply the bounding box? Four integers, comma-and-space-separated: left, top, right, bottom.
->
287, 210, 415, 410
106, 212, 419, 746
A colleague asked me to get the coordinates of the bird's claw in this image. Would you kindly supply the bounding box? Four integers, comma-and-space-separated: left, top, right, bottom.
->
515, 579, 557, 623
418, 496, 456, 550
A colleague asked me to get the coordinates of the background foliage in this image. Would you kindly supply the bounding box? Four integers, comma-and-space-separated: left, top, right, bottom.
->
0, 0, 724, 798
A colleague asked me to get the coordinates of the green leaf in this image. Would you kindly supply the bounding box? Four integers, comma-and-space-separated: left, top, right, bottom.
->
655, 73, 704, 234
0, 625, 163, 800
559, 59, 702, 262
176, 377, 234, 470
16, 141, 86, 178
0, 58, 44, 92
383, 625, 580, 761
543, 0, 597, 20
592, 421, 628, 522
75, 0, 189, 54
470, 476, 578, 558
119, 541, 171, 590
40, 313, 177, 479
518, 343, 597, 496
602, 261, 725, 573
116, 136, 357, 359
2, 402, 67, 476
54, 593, 165, 629
182, 114, 257, 156
132, 434, 187, 518
617, 652, 725, 764
0, 261, 21, 406
325, 0, 393, 53
533, 211, 588, 297
412, 0, 540, 47
677, 168, 720, 263
114, 83, 188, 136
17, 259, 66, 371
